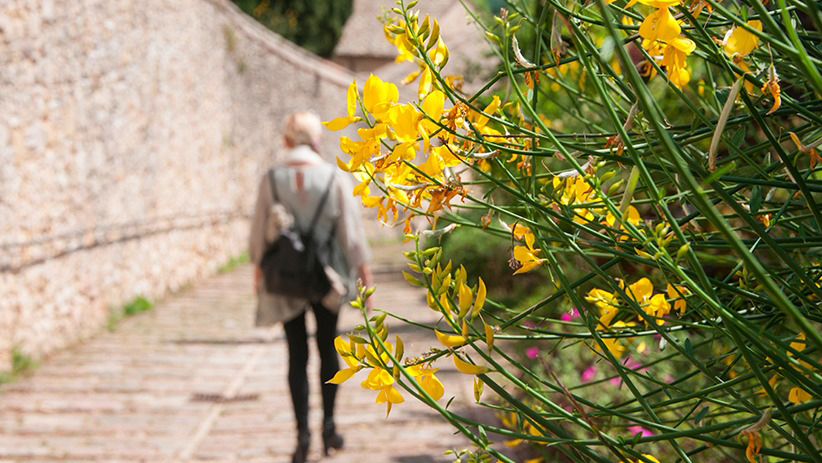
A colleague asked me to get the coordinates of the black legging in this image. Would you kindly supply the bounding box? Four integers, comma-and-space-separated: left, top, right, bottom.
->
283, 302, 340, 433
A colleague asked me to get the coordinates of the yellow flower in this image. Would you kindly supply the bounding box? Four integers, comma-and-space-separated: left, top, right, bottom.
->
512, 232, 546, 274
597, 320, 631, 359
648, 293, 671, 319
624, 278, 669, 322
390, 31, 416, 63
605, 205, 642, 239
660, 37, 696, 88
468, 96, 505, 144
634, 0, 680, 7
407, 364, 445, 400
511, 223, 533, 242
363, 74, 399, 120
386, 103, 421, 143
324, 80, 362, 131
605, 205, 641, 228
666, 284, 689, 313
723, 20, 762, 57
639, 7, 681, 44
420, 145, 460, 179
361, 367, 404, 416
586, 288, 619, 326
619, 454, 661, 463
339, 133, 381, 172
326, 336, 363, 384
789, 386, 812, 404
625, 277, 654, 304
785, 333, 815, 404
553, 176, 601, 223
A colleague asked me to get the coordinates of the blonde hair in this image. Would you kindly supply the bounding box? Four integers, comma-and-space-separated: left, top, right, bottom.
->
283, 111, 322, 149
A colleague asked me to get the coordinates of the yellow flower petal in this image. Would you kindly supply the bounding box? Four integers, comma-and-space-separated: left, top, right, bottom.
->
789, 332, 806, 356
724, 20, 762, 57
484, 321, 495, 353
472, 278, 487, 319
627, 278, 654, 303
789, 386, 812, 404
363, 74, 399, 118
421, 374, 445, 400
458, 282, 473, 316
326, 367, 360, 384
435, 330, 466, 348
454, 354, 490, 375
346, 79, 358, 118
418, 66, 434, 99
473, 377, 484, 402
420, 90, 446, 122
639, 7, 680, 44
323, 116, 358, 131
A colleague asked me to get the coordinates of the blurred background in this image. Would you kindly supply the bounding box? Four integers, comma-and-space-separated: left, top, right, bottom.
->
0, 0, 500, 371
0, 1, 505, 461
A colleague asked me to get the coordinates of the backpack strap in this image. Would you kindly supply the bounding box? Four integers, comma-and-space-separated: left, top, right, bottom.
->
270, 167, 336, 237
267, 168, 280, 203
306, 170, 336, 235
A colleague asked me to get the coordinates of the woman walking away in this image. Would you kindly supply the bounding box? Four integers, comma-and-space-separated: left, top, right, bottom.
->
248, 112, 372, 463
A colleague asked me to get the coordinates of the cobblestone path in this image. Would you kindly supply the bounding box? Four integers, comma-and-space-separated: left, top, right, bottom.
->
0, 241, 473, 463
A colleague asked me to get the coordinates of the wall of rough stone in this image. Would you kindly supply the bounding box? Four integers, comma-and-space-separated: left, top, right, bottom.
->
0, 0, 355, 368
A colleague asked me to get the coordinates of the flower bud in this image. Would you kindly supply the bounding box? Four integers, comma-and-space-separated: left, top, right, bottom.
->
676, 243, 691, 260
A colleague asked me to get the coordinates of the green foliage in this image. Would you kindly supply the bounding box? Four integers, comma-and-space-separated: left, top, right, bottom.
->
219, 251, 249, 274
231, 0, 353, 57
326, 0, 822, 461
123, 296, 152, 317
0, 349, 37, 384
107, 295, 154, 332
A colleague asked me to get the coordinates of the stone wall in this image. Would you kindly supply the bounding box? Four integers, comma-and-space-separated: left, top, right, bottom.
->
0, 0, 355, 368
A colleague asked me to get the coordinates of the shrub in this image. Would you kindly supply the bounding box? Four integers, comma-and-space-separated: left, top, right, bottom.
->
230, 0, 353, 57
325, 0, 821, 461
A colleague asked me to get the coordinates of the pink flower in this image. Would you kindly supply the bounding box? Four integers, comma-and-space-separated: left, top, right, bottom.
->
525, 347, 540, 359
560, 308, 580, 322
581, 366, 597, 382
627, 425, 654, 437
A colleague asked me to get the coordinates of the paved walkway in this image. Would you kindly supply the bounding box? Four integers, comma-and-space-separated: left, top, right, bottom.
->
0, 241, 473, 463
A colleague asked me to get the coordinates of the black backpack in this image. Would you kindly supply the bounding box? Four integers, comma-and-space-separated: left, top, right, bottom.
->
259, 168, 337, 303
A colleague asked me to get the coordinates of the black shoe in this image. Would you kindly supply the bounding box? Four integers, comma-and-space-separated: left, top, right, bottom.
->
292, 431, 310, 463
322, 422, 344, 456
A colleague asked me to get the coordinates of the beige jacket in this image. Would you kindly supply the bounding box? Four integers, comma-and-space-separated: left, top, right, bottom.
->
248, 145, 370, 325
